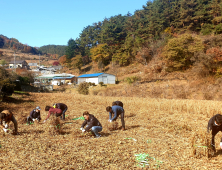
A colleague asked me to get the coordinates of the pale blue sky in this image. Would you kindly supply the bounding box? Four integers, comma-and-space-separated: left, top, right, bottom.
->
0, 0, 147, 47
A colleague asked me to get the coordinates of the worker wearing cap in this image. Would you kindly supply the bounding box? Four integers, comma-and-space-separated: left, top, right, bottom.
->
106, 105, 125, 131
208, 114, 222, 152
0, 110, 18, 135
53, 103, 68, 120
27, 106, 41, 124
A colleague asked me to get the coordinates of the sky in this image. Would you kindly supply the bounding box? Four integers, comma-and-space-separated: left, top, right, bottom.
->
0, 0, 148, 47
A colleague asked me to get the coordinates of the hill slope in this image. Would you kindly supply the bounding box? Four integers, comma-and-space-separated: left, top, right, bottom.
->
0, 92, 221, 169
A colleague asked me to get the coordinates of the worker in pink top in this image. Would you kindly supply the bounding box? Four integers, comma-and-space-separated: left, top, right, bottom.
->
43, 106, 62, 123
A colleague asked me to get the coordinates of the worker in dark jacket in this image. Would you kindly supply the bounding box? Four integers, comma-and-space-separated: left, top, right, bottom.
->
80, 111, 102, 138
106, 105, 125, 130
53, 103, 68, 120
0, 110, 18, 135
207, 114, 222, 152
27, 106, 41, 124
112, 101, 123, 108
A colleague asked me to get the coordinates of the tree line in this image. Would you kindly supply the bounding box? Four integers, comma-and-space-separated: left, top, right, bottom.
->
62, 0, 222, 71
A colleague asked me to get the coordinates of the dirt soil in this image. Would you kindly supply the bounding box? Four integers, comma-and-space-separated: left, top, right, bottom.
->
0, 92, 222, 169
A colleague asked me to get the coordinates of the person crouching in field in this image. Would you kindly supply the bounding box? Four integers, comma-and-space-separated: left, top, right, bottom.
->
53, 103, 68, 120
112, 101, 123, 108
27, 106, 41, 125
80, 111, 102, 138
0, 110, 18, 135
43, 106, 62, 123
208, 114, 222, 152
106, 105, 125, 131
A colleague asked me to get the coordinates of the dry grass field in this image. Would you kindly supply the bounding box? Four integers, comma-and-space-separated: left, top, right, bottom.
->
1, 92, 222, 169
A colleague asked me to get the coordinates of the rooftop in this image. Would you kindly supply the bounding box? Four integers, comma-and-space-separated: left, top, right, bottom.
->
78, 73, 104, 78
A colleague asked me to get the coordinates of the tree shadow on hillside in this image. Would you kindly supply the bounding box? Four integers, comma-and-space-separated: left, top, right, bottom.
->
2, 96, 34, 104
83, 65, 92, 72
14, 91, 30, 96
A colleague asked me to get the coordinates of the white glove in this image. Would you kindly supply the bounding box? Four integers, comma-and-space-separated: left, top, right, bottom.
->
35, 118, 39, 121
82, 129, 85, 133
220, 142, 222, 149
33, 119, 36, 122
109, 119, 112, 122
5, 124, 8, 128
3, 128, 8, 132
80, 127, 84, 130
43, 120, 46, 123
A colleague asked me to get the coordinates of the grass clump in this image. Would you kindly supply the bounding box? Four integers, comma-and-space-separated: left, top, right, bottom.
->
77, 82, 89, 95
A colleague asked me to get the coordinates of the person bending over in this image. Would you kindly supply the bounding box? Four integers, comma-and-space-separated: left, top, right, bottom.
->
106, 105, 125, 131
0, 110, 18, 134
80, 111, 102, 138
43, 106, 62, 123
27, 106, 41, 125
207, 114, 222, 152
112, 101, 123, 108
53, 103, 68, 120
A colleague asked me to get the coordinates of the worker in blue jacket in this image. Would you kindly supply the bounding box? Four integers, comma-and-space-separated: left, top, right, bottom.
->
106, 105, 125, 130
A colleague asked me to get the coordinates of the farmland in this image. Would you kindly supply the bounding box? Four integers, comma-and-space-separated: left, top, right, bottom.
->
1, 92, 222, 169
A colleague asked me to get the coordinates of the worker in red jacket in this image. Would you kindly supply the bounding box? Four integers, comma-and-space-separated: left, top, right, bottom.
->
43, 106, 62, 123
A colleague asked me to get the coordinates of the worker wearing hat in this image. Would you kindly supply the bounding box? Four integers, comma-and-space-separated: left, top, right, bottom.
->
27, 106, 41, 124
53, 103, 68, 120
208, 114, 222, 152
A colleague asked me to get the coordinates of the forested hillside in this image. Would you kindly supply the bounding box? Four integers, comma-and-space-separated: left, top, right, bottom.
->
0, 35, 40, 54
62, 0, 222, 75
38, 45, 66, 57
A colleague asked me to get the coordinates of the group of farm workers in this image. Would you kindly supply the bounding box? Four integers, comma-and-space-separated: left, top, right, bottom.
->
0, 101, 125, 139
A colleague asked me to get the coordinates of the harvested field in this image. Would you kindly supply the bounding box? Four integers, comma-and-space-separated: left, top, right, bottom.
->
1, 92, 222, 169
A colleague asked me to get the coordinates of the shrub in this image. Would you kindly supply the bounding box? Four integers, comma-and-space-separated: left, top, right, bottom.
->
77, 82, 89, 95
99, 82, 104, 87
215, 23, 222, 35
163, 34, 204, 71
88, 82, 96, 86
125, 76, 141, 84
200, 24, 214, 35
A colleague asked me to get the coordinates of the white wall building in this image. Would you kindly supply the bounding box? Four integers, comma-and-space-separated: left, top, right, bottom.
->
78, 73, 116, 85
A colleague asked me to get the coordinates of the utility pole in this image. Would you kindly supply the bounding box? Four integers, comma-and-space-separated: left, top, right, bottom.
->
14, 52, 16, 72
39, 53, 40, 67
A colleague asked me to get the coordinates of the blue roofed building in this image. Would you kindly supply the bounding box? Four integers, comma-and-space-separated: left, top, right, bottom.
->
78, 73, 115, 85
34, 73, 77, 86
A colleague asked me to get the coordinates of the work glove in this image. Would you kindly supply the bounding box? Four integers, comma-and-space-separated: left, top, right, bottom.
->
33, 119, 36, 122
3, 128, 8, 133
109, 119, 112, 122
36, 118, 39, 121
43, 120, 47, 123
80, 127, 84, 130
5, 124, 8, 128
82, 129, 85, 133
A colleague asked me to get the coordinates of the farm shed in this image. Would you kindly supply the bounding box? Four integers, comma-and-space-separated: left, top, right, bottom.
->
34, 73, 77, 86
78, 73, 115, 85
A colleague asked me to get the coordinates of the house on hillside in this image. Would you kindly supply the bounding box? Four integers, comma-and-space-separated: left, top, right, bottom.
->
28, 63, 38, 69
78, 73, 116, 85
34, 73, 77, 86
9, 60, 29, 69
